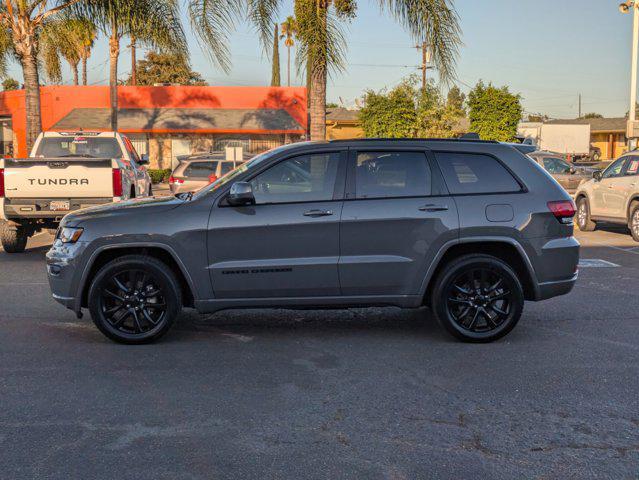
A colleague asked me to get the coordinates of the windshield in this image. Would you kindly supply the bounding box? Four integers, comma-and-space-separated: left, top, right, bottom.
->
35, 136, 122, 158
190, 145, 293, 199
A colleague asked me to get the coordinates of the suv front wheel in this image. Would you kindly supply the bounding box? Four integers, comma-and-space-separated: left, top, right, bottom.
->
629, 202, 639, 242
431, 255, 524, 343
576, 197, 596, 232
88, 255, 182, 344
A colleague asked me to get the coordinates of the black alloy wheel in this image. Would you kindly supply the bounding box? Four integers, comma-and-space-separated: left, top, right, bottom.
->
88, 255, 181, 344
432, 255, 524, 343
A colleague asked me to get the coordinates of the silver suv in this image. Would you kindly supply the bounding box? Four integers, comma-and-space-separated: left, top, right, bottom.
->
46, 140, 579, 344
575, 153, 639, 241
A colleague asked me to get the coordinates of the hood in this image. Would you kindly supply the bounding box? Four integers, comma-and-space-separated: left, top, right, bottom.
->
61, 195, 185, 227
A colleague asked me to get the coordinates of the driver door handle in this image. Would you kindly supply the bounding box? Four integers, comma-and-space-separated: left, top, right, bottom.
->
303, 209, 333, 217
418, 204, 449, 212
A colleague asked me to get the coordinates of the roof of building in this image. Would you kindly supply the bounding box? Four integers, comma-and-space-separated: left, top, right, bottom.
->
545, 117, 627, 132
326, 107, 360, 123
51, 107, 305, 133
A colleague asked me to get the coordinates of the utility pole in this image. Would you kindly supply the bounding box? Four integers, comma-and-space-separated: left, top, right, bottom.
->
415, 42, 432, 90
620, 1, 639, 148
578, 94, 582, 118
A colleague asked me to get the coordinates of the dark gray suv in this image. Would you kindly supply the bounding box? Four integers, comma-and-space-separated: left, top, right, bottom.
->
46, 139, 579, 344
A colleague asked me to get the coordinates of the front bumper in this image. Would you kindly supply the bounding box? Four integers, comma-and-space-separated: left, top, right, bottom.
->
46, 239, 88, 314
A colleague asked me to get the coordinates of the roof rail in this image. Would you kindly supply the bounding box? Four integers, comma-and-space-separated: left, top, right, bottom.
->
327, 137, 499, 144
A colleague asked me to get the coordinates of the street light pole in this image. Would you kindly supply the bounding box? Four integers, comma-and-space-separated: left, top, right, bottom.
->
621, 1, 639, 149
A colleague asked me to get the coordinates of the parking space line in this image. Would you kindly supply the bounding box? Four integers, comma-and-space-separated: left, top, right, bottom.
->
587, 240, 639, 255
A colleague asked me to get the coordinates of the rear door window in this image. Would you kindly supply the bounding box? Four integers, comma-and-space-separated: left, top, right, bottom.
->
625, 157, 639, 176
184, 162, 219, 177
354, 151, 431, 199
434, 152, 521, 194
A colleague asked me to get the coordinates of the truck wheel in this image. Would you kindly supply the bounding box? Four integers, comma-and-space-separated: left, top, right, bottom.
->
431, 254, 524, 343
576, 198, 596, 232
88, 255, 182, 344
1, 222, 28, 253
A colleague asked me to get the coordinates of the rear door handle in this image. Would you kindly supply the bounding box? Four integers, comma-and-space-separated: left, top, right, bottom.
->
418, 204, 449, 212
303, 209, 333, 217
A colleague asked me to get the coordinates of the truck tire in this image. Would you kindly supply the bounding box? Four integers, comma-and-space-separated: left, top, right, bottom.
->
1, 222, 28, 253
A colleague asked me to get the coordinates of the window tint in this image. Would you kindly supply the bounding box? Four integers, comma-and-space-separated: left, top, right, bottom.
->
184, 161, 219, 177
543, 157, 571, 174
220, 162, 235, 176
35, 136, 122, 158
602, 158, 627, 179
355, 151, 431, 199
435, 152, 521, 194
626, 157, 639, 176
250, 152, 340, 204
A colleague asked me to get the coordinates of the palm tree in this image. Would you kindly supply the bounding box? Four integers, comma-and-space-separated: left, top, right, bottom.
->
0, 0, 84, 151
271, 22, 280, 86
41, 16, 96, 86
280, 16, 297, 87
77, 0, 187, 131
248, 0, 461, 140
77, 18, 97, 85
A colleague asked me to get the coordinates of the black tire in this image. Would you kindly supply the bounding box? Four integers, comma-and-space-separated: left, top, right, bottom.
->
629, 202, 639, 242
148, 185, 153, 196
431, 254, 524, 343
1, 222, 28, 253
576, 197, 596, 232
88, 255, 182, 344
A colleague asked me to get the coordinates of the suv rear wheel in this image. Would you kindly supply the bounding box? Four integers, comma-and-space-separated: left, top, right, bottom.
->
1, 222, 28, 253
431, 254, 524, 343
576, 197, 596, 232
88, 255, 182, 344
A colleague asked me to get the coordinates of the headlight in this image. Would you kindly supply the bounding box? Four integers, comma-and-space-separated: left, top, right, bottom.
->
57, 227, 84, 243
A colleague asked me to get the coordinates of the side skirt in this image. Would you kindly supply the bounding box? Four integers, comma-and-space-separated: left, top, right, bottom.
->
194, 295, 423, 314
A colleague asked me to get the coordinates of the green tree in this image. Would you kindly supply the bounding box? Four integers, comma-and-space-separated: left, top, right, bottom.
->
467, 81, 522, 142
78, 0, 187, 131
446, 85, 465, 115
271, 22, 280, 86
583, 112, 603, 119
0, 0, 84, 151
2, 77, 19, 90
125, 51, 207, 86
249, 0, 461, 141
280, 16, 297, 87
359, 76, 464, 139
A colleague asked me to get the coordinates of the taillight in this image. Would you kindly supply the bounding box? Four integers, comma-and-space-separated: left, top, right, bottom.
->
112, 168, 122, 197
208, 173, 218, 184
547, 200, 576, 224
0, 168, 4, 198
169, 176, 183, 185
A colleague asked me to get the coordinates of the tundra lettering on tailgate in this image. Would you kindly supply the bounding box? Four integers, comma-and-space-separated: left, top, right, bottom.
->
28, 178, 89, 186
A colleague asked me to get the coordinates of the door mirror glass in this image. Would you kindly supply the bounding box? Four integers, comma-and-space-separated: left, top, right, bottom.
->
227, 182, 255, 206
138, 153, 150, 165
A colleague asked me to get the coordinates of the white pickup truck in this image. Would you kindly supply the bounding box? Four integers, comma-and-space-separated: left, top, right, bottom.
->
0, 131, 152, 253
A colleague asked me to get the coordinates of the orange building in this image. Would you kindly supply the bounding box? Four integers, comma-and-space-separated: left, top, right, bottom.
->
0, 85, 307, 168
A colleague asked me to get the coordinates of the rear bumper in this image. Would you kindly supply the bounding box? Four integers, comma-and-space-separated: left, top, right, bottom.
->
3, 197, 113, 221
530, 235, 580, 301
536, 273, 578, 300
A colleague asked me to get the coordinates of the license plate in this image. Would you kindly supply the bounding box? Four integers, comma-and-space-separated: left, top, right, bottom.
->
50, 201, 70, 211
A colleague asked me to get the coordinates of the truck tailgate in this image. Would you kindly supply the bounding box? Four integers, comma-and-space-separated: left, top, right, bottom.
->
3, 158, 114, 198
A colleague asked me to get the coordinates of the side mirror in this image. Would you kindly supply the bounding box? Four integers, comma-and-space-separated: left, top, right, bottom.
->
227, 182, 255, 206
593, 170, 602, 181
138, 154, 150, 165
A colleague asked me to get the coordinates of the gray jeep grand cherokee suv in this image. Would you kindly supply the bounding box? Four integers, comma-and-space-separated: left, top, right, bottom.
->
46, 139, 579, 344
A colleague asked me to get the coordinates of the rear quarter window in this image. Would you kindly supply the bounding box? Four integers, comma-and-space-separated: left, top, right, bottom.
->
434, 152, 522, 194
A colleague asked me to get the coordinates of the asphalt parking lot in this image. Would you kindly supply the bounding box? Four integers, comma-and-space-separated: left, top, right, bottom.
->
1, 226, 638, 479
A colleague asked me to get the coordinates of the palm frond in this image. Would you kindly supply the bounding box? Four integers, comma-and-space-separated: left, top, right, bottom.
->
378, 0, 461, 83
188, 0, 243, 72
246, 0, 281, 54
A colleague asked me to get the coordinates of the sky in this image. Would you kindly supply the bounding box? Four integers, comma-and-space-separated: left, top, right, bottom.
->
7, 0, 635, 119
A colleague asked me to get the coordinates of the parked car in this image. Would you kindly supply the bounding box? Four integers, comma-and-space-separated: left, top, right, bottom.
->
46, 139, 579, 344
575, 153, 639, 241
527, 151, 593, 194
0, 131, 151, 253
169, 157, 244, 194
